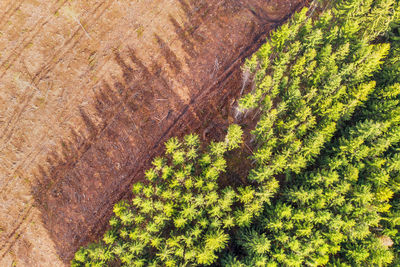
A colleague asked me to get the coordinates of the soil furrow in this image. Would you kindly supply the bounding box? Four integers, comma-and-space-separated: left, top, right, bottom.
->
0, 0, 308, 265
0, 0, 110, 149
0, 0, 25, 32
32, 0, 308, 262
0, 0, 69, 80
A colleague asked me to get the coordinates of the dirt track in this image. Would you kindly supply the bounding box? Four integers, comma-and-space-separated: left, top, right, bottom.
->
0, 0, 308, 265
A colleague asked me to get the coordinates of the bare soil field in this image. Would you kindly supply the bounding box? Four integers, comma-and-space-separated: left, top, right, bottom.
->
0, 0, 308, 265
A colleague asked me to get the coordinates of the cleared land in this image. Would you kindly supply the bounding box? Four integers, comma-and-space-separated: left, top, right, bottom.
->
0, 0, 307, 265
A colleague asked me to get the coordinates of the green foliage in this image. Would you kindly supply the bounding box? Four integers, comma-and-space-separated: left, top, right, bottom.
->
72, 126, 246, 266
73, 1, 400, 266
241, 1, 396, 190
223, 2, 400, 265
228, 116, 400, 265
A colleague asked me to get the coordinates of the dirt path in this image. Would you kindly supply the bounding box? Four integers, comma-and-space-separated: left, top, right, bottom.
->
0, 0, 307, 265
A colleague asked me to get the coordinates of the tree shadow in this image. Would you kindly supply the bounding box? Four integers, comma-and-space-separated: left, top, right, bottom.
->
30, 0, 307, 262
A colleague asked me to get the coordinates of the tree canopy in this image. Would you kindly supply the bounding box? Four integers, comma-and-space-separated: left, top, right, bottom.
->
72, 0, 400, 266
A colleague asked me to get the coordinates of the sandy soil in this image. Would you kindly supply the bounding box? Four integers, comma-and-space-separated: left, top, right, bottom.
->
0, 0, 308, 265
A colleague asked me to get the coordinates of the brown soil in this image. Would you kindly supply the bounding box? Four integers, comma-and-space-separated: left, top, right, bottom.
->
0, 0, 309, 265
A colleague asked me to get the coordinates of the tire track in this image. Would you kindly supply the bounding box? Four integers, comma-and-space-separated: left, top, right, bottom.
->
0, 0, 24, 32
0, 0, 168, 197
0, 0, 187, 196
0, 0, 111, 153
0, 4, 125, 195
72, 0, 311, 255
0, 1, 113, 258
0, 0, 112, 189
32, 1, 219, 258
0, 0, 69, 79
0, 205, 34, 259
2, 0, 186, 196
36, 0, 216, 189
0, 0, 69, 152
0, 0, 109, 147
43, 1, 310, 261
0, 0, 111, 198
0, 136, 46, 195
32, 44, 183, 204
30, 0, 112, 83
1, 0, 309, 263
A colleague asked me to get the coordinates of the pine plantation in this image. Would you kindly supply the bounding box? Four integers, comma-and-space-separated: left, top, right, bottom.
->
72, 0, 400, 266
